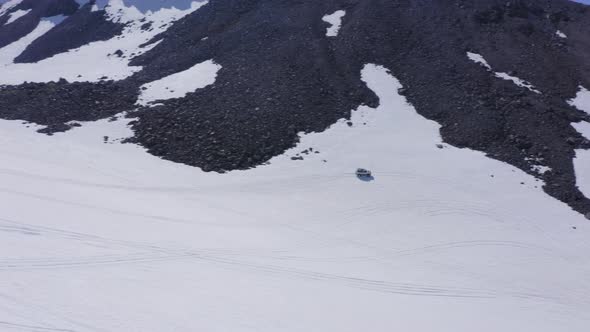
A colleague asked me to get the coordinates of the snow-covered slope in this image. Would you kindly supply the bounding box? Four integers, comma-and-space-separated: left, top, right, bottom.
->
1, 64, 589, 331
0, 0, 206, 83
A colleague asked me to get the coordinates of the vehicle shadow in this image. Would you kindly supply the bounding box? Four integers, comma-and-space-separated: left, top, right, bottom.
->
357, 175, 375, 182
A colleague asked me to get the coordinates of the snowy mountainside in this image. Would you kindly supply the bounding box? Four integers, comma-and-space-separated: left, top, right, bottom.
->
1, 63, 590, 331
1, 1, 590, 330
1, 0, 590, 217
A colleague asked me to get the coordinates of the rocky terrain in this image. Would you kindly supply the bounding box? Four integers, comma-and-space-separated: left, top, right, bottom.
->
0, 0, 589, 216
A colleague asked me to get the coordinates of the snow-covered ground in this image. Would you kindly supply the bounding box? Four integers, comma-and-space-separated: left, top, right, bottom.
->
467, 52, 541, 94
1, 64, 589, 331
0, 0, 208, 84
322, 10, 346, 37
137, 59, 221, 106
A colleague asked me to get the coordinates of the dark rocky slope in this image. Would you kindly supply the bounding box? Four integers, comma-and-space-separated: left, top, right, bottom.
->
0, 0, 590, 216
14, 0, 124, 63
0, 0, 79, 49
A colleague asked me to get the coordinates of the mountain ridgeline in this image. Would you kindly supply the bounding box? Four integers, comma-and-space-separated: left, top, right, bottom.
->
0, 0, 590, 216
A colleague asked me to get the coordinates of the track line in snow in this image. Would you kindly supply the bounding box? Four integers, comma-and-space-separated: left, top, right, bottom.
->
0, 321, 76, 332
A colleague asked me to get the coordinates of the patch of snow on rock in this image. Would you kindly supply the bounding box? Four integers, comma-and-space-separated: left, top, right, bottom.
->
573, 122, 590, 141
494, 72, 541, 94
556, 30, 567, 38
4, 8, 30, 25
575, 148, 590, 198
0, 1, 208, 84
532, 165, 551, 175
569, 88, 590, 199
0, 21, 55, 65
322, 10, 346, 37
467, 52, 541, 94
467, 52, 491, 70
569, 86, 590, 115
137, 59, 221, 106
0, 0, 23, 17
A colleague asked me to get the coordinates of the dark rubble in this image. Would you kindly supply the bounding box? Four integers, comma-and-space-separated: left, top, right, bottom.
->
0, 0, 590, 215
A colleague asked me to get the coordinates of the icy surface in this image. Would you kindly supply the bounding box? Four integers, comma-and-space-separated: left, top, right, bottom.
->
0, 20, 55, 65
322, 10, 346, 37
3, 8, 30, 25
0, 1, 208, 84
467, 52, 541, 94
137, 59, 221, 106
0, 64, 589, 331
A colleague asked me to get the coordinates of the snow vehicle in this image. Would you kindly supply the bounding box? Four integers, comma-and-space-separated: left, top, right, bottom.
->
356, 168, 372, 177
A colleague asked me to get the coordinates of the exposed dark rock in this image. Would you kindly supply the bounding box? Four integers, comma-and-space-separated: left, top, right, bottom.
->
0, 80, 137, 126
14, 1, 124, 63
0, 0, 79, 49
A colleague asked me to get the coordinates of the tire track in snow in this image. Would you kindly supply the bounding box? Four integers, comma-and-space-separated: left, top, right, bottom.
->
0, 218, 561, 302
0, 321, 76, 332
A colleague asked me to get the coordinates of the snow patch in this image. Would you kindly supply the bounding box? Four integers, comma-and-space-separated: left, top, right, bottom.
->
569, 86, 590, 115
494, 72, 541, 94
467, 52, 541, 94
467, 52, 491, 70
3, 8, 30, 25
0, 1, 208, 84
556, 30, 567, 38
569, 87, 590, 200
573, 122, 590, 141
532, 165, 551, 175
137, 59, 221, 106
322, 10, 346, 37
0, 0, 22, 17
575, 150, 590, 198
0, 21, 55, 65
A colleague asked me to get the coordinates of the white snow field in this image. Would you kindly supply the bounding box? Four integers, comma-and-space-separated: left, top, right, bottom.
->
1, 64, 590, 332
322, 10, 346, 37
467, 52, 541, 94
0, 0, 208, 84
137, 59, 222, 106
